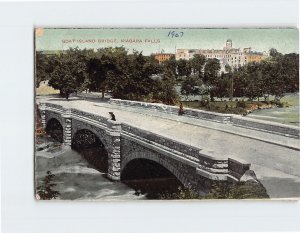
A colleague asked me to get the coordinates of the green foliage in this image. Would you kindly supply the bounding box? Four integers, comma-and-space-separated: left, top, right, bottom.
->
162, 55, 177, 78
152, 69, 178, 105
204, 58, 221, 84
87, 47, 128, 97
158, 180, 269, 200
177, 59, 192, 78
38, 46, 298, 105
35, 51, 47, 87
36, 171, 60, 200
35, 51, 60, 87
228, 181, 269, 199
159, 186, 199, 199
231, 50, 299, 100
180, 75, 203, 99
204, 58, 221, 101
236, 100, 246, 108
48, 48, 90, 99
106, 50, 160, 100
190, 54, 206, 79
204, 181, 269, 199
214, 73, 231, 100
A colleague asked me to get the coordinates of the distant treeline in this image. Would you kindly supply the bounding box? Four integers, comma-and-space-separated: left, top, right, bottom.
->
36, 47, 299, 103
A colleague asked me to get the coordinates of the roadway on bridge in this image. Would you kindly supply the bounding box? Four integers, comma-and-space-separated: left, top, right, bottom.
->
39, 97, 300, 198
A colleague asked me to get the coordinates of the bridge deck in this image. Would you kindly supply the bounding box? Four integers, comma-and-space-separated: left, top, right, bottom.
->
38, 97, 300, 198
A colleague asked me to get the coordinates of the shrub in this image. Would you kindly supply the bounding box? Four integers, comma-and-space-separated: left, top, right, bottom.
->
236, 100, 246, 108
36, 171, 60, 200
271, 100, 284, 107
204, 180, 269, 199
159, 186, 200, 199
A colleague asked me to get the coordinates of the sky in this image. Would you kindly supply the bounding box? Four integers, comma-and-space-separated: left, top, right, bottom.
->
35, 28, 299, 55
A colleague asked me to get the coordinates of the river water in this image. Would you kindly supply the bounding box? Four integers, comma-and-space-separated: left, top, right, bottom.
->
246, 93, 299, 126
35, 136, 146, 200
35, 135, 185, 200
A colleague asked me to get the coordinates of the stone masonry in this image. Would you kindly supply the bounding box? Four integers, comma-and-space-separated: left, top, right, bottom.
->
39, 101, 252, 193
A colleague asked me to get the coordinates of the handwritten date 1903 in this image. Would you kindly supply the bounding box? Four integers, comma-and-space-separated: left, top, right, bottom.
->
168, 31, 184, 38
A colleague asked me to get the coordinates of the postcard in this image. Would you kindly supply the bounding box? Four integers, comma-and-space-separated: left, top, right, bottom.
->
34, 28, 299, 200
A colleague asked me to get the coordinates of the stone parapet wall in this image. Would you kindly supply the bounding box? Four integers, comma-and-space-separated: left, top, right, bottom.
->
109, 99, 232, 123
70, 108, 108, 124
228, 158, 251, 181
44, 102, 64, 110
110, 98, 300, 139
232, 115, 300, 138
121, 123, 200, 163
121, 123, 250, 182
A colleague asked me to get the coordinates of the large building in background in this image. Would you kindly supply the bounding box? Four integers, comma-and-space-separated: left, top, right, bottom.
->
153, 52, 175, 64
176, 39, 268, 72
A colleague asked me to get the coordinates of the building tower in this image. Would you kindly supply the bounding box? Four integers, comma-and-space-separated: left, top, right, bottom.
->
226, 39, 232, 48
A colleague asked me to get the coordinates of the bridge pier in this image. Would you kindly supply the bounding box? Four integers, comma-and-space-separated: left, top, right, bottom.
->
38, 103, 47, 128
106, 120, 122, 181
62, 108, 72, 146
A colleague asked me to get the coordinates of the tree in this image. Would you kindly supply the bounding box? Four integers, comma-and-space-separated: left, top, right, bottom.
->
177, 59, 192, 79
152, 68, 178, 105
203, 58, 221, 101
243, 62, 264, 101
269, 48, 282, 58
162, 55, 177, 78
221, 51, 299, 101
36, 52, 48, 87
190, 54, 206, 79
35, 52, 59, 87
278, 53, 299, 93
225, 64, 234, 100
180, 75, 203, 100
214, 73, 231, 101
87, 47, 128, 98
106, 50, 160, 100
48, 48, 89, 99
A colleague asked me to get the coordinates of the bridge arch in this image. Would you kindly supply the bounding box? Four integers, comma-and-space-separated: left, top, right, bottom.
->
72, 128, 109, 173
121, 151, 190, 188
44, 110, 64, 128
71, 119, 110, 151
45, 118, 63, 142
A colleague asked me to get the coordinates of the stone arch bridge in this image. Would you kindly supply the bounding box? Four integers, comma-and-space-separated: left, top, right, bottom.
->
39, 102, 251, 192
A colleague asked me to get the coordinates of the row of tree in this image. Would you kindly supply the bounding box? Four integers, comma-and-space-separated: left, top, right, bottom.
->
37, 47, 175, 103
180, 49, 299, 101
36, 47, 299, 103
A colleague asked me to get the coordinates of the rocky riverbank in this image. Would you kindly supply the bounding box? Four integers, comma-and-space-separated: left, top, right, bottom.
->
181, 99, 288, 116
246, 93, 299, 126
245, 101, 277, 114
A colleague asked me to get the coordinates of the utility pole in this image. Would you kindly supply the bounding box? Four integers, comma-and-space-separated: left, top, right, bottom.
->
230, 73, 234, 101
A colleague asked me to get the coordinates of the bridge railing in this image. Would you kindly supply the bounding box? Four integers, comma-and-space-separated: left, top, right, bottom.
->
121, 123, 250, 181
42, 102, 64, 111
121, 123, 201, 163
70, 108, 109, 123
109, 99, 232, 123
228, 158, 251, 181
231, 115, 300, 138
41, 102, 120, 132
109, 98, 300, 139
